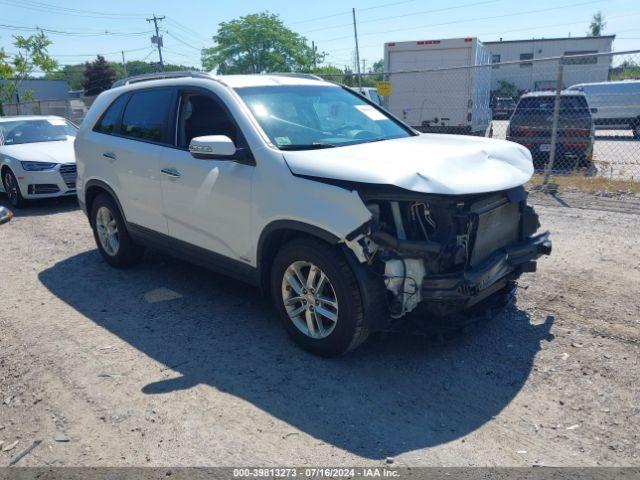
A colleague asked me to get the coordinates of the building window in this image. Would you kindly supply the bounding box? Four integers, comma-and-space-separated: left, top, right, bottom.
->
520, 53, 533, 67
563, 50, 598, 65
491, 54, 501, 69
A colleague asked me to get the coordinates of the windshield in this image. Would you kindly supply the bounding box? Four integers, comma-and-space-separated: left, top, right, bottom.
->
0, 119, 77, 146
235, 85, 412, 150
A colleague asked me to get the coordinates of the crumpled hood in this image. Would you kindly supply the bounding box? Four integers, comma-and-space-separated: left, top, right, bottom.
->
283, 134, 534, 194
0, 139, 75, 164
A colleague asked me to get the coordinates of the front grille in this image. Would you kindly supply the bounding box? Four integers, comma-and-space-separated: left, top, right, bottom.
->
59, 163, 77, 189
470, 200, 520, 267
28, 184, 60, 194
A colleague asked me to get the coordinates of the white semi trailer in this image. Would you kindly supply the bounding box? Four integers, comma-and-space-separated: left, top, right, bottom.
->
384, 37, 492, 135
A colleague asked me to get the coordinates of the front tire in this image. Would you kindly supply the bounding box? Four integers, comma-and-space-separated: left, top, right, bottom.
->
90, 193, 144, 268
271, 238, 370, 357
2, 168, 26, 208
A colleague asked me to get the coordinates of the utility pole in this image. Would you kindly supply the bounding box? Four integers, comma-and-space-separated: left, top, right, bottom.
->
362, 58, 367, 75
121, 50, 128, 78
311, 41, 317, 69
352, 8, 362, 89
146, 15, 165, 71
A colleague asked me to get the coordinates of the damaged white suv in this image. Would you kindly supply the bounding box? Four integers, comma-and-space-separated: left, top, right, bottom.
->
75, 72, 551, 356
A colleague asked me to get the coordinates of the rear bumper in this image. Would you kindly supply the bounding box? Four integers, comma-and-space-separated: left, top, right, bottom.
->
507, 137, 593, 156
421, 231, 552, 306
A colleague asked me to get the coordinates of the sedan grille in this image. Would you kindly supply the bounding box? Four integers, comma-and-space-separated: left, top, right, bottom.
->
59, 163, 77, 189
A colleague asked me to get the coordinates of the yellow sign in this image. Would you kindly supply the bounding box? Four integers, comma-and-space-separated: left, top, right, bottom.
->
376, 81, 392, 96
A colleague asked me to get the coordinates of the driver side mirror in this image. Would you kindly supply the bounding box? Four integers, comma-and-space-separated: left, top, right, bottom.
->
0, 206, 13, 225
590, 107, 598, 114
189, 135, 237, 159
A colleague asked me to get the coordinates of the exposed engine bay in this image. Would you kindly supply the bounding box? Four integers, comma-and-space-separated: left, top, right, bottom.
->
344, 185, 552, 320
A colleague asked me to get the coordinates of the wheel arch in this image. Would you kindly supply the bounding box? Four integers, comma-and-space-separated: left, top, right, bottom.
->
258, 220, 390, 331
256, 220, 340, 292
84, 180, 126, 226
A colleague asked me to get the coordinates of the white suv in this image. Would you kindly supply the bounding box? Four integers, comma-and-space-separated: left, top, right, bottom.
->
75, 72, 551, 356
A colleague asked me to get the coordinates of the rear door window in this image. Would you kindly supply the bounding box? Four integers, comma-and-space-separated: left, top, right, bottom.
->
120, 89, 174, 144
516, 96, 588, 114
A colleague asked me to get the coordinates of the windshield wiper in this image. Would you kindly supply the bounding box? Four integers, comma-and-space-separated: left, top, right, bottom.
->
279, 143, 338, 151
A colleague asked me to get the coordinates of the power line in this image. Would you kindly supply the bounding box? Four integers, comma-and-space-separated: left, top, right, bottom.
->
318, 0, 603, 43
0, 0, 147, 19
327, 10, 640, 54
41, 46, 150, 58
0, 22, 153, 37
165, 30, 203, 51
289, 0, 420, 25
302, 0, 501, 34
164, 17, 209, 42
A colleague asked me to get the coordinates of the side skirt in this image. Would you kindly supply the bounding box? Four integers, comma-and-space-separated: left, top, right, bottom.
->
127, 223, 260, 286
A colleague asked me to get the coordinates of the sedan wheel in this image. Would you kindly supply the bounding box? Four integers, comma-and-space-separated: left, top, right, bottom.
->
3, 169, 24, 208
281, 260, 339, 339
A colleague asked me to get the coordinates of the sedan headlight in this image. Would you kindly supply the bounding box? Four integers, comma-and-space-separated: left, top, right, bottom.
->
20, 161, 57, 171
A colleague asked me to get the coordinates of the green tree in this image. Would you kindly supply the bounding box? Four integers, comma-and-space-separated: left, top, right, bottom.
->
610, 60, 640, 80
587, 11, 606, 37
46, 60, 197, 90
492, 80, 520, 100
202, 12, 323, 74
45, 64, 85, 90
0, 33, 57, 103
81, 55, 117, 96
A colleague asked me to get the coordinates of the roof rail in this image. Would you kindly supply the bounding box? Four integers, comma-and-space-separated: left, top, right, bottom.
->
111, 71, 212, 88
269, 73, 325, 81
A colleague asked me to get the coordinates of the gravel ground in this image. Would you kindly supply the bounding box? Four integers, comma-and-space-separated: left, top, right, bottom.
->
0, 193, 638, 467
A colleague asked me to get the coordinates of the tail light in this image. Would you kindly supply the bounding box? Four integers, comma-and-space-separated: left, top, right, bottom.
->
563, 129, 590, 138
511, 128, 536, 137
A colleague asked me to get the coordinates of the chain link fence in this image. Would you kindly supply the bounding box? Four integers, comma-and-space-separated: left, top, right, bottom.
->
2, 52, 639, 187
1, 98, 92, 126
317, 49, 640, 187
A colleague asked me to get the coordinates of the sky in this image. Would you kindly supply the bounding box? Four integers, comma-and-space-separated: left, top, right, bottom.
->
1, 0, 639, 73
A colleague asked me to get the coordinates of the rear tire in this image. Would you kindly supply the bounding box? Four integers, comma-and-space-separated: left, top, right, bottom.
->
271, 237, 370, 357
2, 168, 26, 208
90, 193, 144, 268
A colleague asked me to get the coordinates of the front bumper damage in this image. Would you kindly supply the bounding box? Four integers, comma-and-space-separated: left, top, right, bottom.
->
342, 186, 552, 323
421, 231, 551, 307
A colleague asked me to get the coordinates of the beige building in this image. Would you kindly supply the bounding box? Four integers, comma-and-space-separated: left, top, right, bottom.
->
485, 35, 615, 92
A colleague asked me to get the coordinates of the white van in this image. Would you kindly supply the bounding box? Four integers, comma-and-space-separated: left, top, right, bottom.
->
567, 80, 640, 138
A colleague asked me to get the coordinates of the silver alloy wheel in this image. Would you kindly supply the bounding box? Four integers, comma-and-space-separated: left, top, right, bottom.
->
96, 206, 120, 256
281, 260, 339, 339
4, 171, 18, 205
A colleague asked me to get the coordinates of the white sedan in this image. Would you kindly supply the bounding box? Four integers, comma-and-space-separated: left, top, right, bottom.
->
0, 115, 78, 208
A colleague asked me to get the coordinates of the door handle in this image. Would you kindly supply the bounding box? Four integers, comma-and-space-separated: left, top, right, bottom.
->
161, 167, 181, 178
102, 152, 117, 160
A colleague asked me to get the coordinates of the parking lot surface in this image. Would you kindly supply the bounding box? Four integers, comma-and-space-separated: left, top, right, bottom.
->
0, 195, 639, 466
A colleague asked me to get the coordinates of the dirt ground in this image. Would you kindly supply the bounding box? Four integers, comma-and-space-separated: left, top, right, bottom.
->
0, 191, 638, 467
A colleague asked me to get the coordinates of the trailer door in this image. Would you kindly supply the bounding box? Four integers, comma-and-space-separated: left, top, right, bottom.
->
388, 46, 471, 128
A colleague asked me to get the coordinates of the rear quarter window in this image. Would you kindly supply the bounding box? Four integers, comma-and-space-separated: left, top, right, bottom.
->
94, 94, 129, 134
